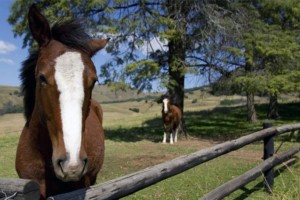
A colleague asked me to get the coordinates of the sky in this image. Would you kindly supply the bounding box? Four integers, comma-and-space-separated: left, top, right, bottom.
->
0, 0, 203, 89
0, 0, 26, 86
0, 0, 112, 87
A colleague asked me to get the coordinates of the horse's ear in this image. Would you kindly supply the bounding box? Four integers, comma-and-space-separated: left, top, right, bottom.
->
28, 4, 51, 46
88, 38, 110, 56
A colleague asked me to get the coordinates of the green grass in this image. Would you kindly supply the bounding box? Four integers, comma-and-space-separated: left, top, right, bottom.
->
0, 133, 19, 178
96, 139, 300, 200
103, 102, 300, 142
124, 157, 261, 200
0, 89, 300, 199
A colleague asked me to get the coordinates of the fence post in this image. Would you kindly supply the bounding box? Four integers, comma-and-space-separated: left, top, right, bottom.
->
262, 122, 274, 193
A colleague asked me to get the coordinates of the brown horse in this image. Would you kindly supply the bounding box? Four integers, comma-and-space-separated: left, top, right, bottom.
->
16, 5, 109, 199
162, 96, 183, 144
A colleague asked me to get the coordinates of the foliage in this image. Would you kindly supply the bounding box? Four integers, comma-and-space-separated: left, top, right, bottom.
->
7, 1, 248, 103
208, 0, 300, 122
125, 59, 160, 92
231, 0, 300, 96
232, 75, 267, 94
191, 98, 197, 104
129, 107, 139, 113
0, 101, 23, 115
8, 0, 169, 90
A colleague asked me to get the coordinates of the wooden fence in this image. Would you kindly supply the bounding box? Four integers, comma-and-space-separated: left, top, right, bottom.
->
1, 123, 300, 200
0, 178, 39, 199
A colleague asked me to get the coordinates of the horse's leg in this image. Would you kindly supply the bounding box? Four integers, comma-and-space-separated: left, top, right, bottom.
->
163, 132, 167, 144
162, 124, 167, 144
170, 130, 174, 144
174, 127, 178, 143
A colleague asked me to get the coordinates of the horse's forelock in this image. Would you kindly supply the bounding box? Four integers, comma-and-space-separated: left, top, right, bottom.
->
51, 20, 92, 54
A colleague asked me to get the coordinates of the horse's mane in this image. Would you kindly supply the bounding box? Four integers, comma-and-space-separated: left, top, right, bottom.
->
20, 20, 92, 121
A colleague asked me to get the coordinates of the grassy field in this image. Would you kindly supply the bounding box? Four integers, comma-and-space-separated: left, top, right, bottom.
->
0, 86, 300, 199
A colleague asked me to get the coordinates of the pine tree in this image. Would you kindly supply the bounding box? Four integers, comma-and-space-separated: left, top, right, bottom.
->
9, 1, 299, 123
213, 0, 300, 122
8, 0, 236, 114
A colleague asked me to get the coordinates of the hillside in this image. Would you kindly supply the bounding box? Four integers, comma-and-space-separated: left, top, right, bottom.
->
0, 84, 228, 113
0, 83, 157, 102
0, 85, 23, 114
0, 84, 268, 116
0, 84, 163, 115
92, 85, 161, 103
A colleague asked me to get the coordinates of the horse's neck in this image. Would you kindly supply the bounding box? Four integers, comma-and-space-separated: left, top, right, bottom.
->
163, 109, 173, 117
168, 105, 173, 114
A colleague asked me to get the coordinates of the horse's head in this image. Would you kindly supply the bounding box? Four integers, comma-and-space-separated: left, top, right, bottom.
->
28, 5, 108, 182
162, 97, 171, 114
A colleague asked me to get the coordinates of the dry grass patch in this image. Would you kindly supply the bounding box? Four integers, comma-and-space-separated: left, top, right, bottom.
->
0, 113, 24, 135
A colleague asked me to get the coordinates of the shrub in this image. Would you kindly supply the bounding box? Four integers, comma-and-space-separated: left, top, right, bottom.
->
192, 99, 197, 104
13, 90, 23, 97
129, 107, 140, 113
0, 101, 23, 115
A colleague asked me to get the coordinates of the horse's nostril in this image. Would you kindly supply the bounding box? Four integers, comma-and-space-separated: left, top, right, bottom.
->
83, 157, 88, 165
57, 159, 63, 166
57, 158, 65, 172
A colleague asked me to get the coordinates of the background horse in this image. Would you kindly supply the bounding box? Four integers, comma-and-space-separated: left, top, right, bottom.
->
162, 96, 183, 144
16, 5, 109, 199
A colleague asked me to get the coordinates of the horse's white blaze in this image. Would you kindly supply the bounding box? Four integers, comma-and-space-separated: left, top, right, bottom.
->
55, 52, 84, 166
163, 98, 169, 113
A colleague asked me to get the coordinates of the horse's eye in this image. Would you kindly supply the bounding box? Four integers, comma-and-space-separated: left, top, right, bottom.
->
39, 74, 48, 86
91, 78, 98, 87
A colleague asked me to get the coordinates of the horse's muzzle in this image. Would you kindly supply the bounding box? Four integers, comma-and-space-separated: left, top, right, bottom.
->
54, 156, 88, 182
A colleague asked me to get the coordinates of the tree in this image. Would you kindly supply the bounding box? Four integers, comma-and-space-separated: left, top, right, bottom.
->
211, 0, 300, 122
257, 0, 300, 119
8, 0, 238, 114
11, 1, 299, 123
240, 0, 300, 120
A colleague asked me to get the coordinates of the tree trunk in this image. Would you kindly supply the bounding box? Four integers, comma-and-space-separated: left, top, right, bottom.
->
247, 92, 257, 123
267, 95, 280, 119
167, 0, 188, 137
167, 0, 187, 112
168, 40, 185, 110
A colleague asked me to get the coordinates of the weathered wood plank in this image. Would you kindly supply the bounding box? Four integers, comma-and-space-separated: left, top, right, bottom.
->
200, 144, 300, 200
0, 178, 40, 200
48, 123, 300, 200
47, 189, 87, 200
262, 123, 274, 193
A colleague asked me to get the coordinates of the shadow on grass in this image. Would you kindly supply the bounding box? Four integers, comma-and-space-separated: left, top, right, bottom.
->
233, 157, 299, 200
105, 126, 163, 143
105, 102, 300, 143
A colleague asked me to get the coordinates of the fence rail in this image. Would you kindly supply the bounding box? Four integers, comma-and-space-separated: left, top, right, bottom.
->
201, 144, 300, 200
0, 178, 39, 200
